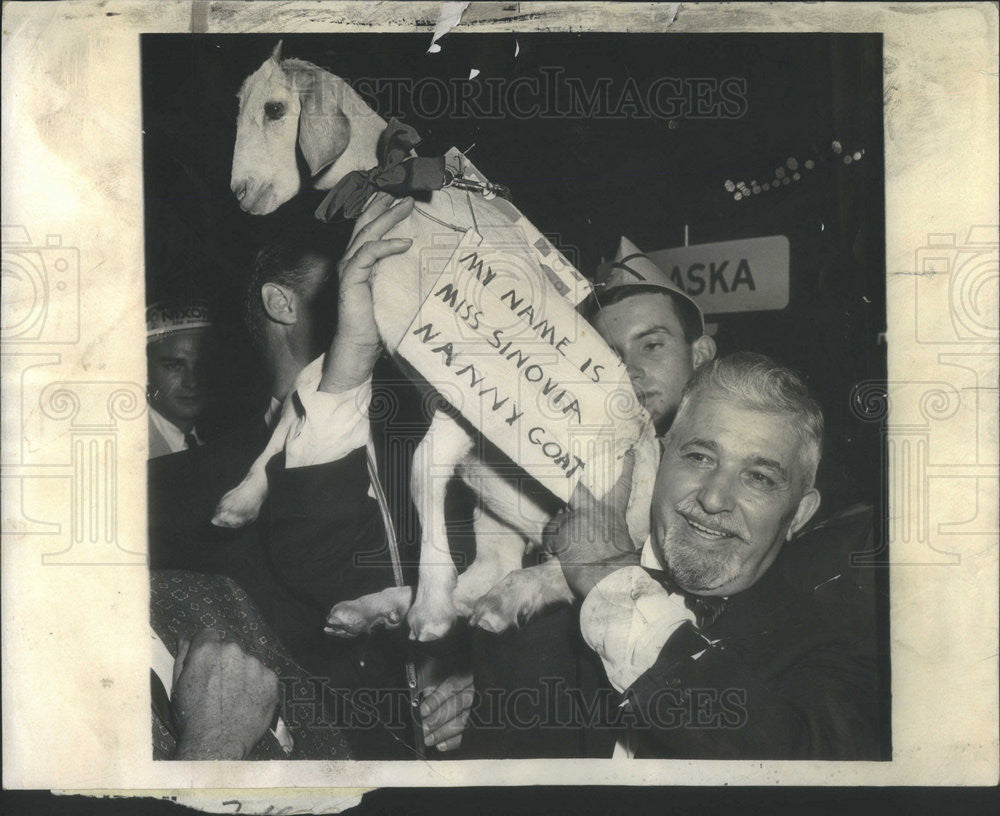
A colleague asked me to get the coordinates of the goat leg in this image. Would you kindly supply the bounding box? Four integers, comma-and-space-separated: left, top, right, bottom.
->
210, 405, 292, 528
211, 356, 323, 528
406, 408, 473, 641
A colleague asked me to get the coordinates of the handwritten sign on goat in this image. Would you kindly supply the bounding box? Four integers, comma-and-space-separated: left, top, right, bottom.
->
643, 235, 790, 315
399, 229, 646, 503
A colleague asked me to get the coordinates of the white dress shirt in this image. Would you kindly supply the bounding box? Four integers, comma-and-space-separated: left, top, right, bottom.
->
282, 376, 378, 501
148, 404, 202, 456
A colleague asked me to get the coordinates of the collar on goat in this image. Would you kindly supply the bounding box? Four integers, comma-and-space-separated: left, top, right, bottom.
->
315, 119, 509, 221
315, 119, 446, 220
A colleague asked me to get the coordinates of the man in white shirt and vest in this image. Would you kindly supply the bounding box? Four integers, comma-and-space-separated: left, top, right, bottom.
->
146, 300, 214, 458
260, 195, 474, 755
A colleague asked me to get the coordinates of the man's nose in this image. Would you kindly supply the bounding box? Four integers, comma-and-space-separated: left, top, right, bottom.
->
696, 468, 737, 514
624, 357, 644, 384
182, 365, 201, 390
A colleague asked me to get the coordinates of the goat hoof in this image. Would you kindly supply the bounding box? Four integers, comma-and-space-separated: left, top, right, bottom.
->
325, 603, 367, 638
407, 603, 457, 642
326, 587, 413, 638
470, 599, 519, 635
211, 484, 264, 529
470, 608, 514, 635
452, 594, 474, 619
470, 575, 540, 634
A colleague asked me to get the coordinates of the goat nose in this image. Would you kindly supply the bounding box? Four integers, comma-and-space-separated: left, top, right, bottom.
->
232, 180, 248, 201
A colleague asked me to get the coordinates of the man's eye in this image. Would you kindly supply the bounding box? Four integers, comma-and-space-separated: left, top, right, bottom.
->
745, 471, 777, 490
264, 101, 286, 120
643, 342, 663, 353
682, 452, 713, 467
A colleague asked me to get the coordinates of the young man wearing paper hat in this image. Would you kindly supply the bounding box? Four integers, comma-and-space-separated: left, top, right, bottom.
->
146, 301, 214, 458
588, 236, 717, 435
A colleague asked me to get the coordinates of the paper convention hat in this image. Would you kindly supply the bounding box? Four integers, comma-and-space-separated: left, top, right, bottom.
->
146, 300, 214, 343
595, 236, 705, 334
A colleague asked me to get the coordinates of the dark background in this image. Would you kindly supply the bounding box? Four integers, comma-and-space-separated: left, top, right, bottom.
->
141, 31, 885, 517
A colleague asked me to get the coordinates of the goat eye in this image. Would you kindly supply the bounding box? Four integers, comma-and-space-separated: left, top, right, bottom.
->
264, 102, 286, 121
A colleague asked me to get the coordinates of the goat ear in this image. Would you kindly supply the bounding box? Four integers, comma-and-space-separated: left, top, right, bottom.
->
270, 40, 283, 63
296, 71, 351, 177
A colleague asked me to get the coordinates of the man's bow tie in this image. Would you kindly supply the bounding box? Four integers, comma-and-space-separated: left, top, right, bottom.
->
642, 567, 727, 630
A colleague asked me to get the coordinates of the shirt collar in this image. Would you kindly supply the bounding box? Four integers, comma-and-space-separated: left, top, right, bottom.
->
639, 535, 664, 570
264, 396, 282, 430
148, 404, 200, 453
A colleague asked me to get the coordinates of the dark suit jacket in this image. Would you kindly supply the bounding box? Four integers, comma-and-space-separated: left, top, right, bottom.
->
147, 417, 311, 640
623, 513, 884, 760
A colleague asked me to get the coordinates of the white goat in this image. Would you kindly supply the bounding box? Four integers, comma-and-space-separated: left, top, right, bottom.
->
219, 43, 659, 641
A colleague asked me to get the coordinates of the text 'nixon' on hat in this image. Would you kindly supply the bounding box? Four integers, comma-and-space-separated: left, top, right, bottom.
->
146, 301, 213, 343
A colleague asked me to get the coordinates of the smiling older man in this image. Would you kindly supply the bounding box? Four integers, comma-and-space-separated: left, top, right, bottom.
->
548, 352, 880, 760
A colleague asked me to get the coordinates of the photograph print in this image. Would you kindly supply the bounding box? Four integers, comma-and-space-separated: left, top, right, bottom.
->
142, 28, 889, 763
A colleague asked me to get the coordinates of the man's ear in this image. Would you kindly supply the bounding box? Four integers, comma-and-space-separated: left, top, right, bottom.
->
787, 488, 821, 540
261, 282, 296, 326
294, 67, 352, 177
691, 334, 716, 369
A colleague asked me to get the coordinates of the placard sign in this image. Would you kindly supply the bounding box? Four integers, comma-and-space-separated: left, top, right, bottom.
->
644, 235, 790, 315
398, 229, 647, 503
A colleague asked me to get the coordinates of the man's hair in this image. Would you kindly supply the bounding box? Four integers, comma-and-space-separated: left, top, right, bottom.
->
673, 352, 825, 487
585, 285, 703, 344
243, 221, 341, 350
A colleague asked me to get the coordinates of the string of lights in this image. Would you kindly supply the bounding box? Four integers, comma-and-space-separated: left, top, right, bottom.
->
725, 140, 867, 202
